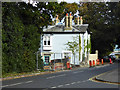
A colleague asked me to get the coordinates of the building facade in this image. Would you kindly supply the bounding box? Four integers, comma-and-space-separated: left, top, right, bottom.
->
40, 13, 91, 66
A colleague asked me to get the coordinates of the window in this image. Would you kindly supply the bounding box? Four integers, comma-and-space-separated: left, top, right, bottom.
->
44, 36, 47, 45
48, 36, 50, 45
43, 36, 51, 46
45, 56, 50, 64
44, 41, 47, 45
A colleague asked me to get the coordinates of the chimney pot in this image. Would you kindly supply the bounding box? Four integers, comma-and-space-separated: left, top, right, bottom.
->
80, 16, 83, 25
77, 16, 79, 25
65, 13, 73, 30
66, 13, 68, 16
55, 15, 59, 25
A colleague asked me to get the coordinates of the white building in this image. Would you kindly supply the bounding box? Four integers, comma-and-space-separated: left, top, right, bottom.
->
40, 13, 91, 66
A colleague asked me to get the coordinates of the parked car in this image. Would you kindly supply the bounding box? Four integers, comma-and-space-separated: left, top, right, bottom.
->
103, 56, 110, 62
103, 55, 116, 62
109, 55, 116, 62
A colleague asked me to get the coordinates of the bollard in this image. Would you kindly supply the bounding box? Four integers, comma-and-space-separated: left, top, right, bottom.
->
93, 60, 95, 67
96, 59, 100, 66
109, 58, 113, 64
89, 60, 92, 68
101, 59, 104, 65
66, 62, 70, 69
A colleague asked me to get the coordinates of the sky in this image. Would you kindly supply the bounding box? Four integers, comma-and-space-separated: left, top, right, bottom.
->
22, 0, 80, 3
22, 0, 119, 4
22, 0, 115, 3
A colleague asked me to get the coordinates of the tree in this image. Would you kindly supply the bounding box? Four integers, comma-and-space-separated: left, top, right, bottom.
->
2, 2, 55, 74
77, 2, 120, 57
65, 36, 81, 62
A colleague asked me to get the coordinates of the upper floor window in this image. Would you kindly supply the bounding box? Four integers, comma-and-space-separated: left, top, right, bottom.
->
48, 36, 50, 45
43, 36, 51, 46
44, 36, 47, 45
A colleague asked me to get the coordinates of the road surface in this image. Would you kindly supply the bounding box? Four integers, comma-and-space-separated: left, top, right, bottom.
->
1, 62, 120, 90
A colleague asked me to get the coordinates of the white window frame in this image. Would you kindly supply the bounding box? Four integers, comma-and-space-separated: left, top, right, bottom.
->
43, 35, 52, 46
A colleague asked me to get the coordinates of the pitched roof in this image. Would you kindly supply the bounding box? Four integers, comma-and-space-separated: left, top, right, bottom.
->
43, 24, 89, 33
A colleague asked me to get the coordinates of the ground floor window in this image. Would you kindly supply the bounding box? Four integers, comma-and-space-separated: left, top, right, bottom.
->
44, 55, 50, 65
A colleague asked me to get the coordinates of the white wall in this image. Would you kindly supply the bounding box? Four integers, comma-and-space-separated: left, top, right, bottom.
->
88, 50, 98, 65
50, 34, 80, 65
42, 33, 90, 65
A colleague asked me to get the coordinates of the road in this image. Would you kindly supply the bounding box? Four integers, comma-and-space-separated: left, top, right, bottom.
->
1, 62, 120, 90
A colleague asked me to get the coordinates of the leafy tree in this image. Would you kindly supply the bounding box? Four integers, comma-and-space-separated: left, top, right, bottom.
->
2, 2, 55, 74
78, 2, 120, 57
65, 35, 82, 63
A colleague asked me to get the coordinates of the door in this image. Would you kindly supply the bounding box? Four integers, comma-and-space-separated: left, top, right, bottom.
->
44, 55, 50, 65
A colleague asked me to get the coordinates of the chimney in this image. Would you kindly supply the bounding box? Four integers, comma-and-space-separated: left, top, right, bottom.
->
65, 13, 68, 28
55, 15, 59, 25
68, 13, 73, 28
77, 16, 79, 25
80, 16, 83, 25
65, 13, 73, 30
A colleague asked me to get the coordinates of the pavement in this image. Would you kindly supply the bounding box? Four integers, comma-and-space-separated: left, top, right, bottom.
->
95, 60, 120, 84
95, 68, 119, 84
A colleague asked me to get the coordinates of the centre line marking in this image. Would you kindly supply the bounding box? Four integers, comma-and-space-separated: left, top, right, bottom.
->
65, 84, 70, 86
71, 82, 76, 84
58, 85, 63, 87
2, 82, 22, 88
2, 80, 33, 88
51, 86, 57, 88
46, 74, 66, 79
25, 81, 33, 83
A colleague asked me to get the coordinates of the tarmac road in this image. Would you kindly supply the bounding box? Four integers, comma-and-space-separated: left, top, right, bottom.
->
1, 62, 120, 90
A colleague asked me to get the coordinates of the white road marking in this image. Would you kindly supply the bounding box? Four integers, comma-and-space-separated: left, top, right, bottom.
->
1, 80, 33, 88
46, 76, 55, 79
52, 79, 89, 88
51, 86, 57, 88
57, 85, 63, 87
73, 71, 83, 74
2, 82, 22, 88
77, 81, 81, 83
82, 80, 86, 82
71, 82, 76, 84
46, 74, 66, 79
65, 83, 70, 86
25, 81, 33, 83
